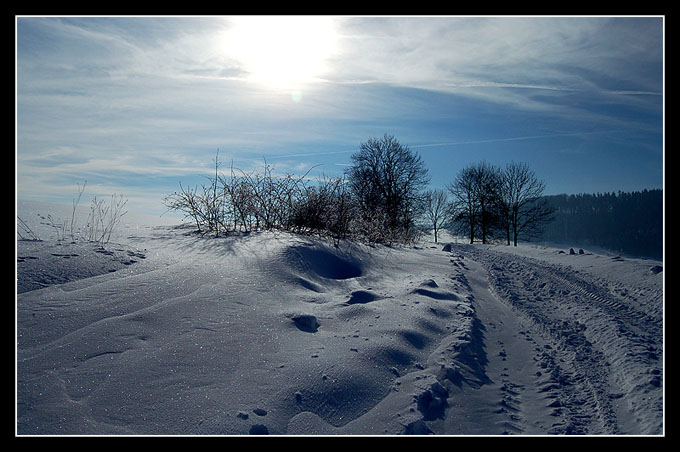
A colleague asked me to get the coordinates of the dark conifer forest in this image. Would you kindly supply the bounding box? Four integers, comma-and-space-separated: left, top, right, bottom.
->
538, 189, 663, 259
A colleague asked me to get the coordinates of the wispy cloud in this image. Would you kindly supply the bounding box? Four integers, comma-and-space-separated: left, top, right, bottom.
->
328, 17, 662, 113
16, 16, 663, 213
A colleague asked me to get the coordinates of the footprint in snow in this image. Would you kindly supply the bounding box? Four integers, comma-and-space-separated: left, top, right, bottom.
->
289, 314, 319, 333
347, 290, 379, 304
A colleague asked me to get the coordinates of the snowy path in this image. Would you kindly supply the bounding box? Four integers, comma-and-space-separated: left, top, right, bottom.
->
438, 255, 555, 434
438, 244, 663, 435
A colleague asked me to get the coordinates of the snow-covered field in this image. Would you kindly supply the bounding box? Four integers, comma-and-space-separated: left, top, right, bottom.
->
16, 200, 664, 436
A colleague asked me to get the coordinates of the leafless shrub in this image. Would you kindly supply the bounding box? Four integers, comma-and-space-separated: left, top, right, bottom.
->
19, 181, 128, 246
44, 180, 88, 241
46, 214, 67, 241
163, 182, 206, 232
70, 181, 87, 241
84, 194, 128, 246
17, 216, 41, 241
165, 136, 432, 246
290, 175, 352, 242
165, 153, 326, 237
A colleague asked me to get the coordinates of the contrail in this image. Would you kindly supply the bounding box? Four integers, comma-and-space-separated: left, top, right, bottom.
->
265, 149, 358, 159
263, 130, 615, 160
409, 130, 616, 149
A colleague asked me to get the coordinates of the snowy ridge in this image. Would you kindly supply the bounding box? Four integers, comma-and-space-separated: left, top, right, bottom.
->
16, 205, 663, 435
17, 217, 480, 435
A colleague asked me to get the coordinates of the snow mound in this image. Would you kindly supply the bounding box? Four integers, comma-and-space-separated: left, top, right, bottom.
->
17, 240, 147, 294
16, 202, 664, 435
287, 313, 320, 333
279, 244, 364, 280
347, 289, 379, 304
17, 214, 479, 435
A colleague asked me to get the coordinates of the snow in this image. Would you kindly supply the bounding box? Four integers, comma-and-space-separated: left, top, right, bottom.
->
16, 201, 664, 436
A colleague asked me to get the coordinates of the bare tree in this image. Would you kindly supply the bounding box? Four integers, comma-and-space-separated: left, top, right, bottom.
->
447, 162, 502, 244
499, 162, 555, 246
346, 134, 430, 243
423, 188, 451, 243
472, 161, 502, 244
447, 166, 479, 244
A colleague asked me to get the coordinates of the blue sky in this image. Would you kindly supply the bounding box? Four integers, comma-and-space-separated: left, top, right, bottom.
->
16, 16, 664, 215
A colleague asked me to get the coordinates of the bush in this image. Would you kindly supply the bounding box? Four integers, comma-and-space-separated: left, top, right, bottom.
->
23, 181, 128, 246
84, 194, 128, 246
163, 156, 347, 241
164, 136, 430, 246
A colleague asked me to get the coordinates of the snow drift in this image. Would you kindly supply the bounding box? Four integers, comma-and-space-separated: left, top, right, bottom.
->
16, 201, 663, 435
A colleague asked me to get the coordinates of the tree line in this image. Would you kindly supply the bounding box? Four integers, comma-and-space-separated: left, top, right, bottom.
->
164, 134, 431, 245
536, 190, 663, 259
164, 135, 556, 246
423, 160, 555, 245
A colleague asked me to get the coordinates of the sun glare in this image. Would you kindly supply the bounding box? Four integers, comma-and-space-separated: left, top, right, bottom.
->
219, 16, 339, 90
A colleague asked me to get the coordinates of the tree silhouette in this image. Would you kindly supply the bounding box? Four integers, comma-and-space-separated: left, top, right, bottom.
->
346, 134, 430, 243
498, 162, 554, 246
423, 189, 451, 243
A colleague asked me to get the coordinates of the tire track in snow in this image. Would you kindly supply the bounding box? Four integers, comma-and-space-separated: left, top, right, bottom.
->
442, 252, 559, 434
446, 244, 662, 435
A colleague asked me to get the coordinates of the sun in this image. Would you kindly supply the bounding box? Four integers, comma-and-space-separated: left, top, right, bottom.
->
218, 16, 339, 90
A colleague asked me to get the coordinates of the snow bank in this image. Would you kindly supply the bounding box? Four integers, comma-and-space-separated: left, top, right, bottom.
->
16, 202, 663, 435
16, 202, 479, 435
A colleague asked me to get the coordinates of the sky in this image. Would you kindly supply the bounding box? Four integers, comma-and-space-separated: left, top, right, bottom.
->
16, 16, 664, 216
